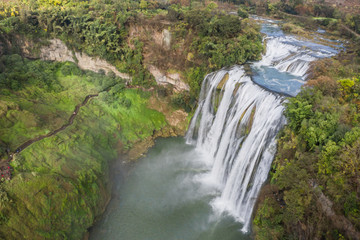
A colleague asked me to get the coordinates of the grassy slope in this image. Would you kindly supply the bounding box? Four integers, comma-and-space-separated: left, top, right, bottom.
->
0, 58, 168, 239
0, 59, 102, 151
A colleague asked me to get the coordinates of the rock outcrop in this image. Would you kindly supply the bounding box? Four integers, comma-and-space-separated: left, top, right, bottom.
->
128, 18, 190, 92
148, 65, 190, 92
40, 39, 132, 81
162, 29, 171, 50
40, 39, 74, 63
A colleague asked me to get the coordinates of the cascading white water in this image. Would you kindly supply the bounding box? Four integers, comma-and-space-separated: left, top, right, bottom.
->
255, 36, 317, 77
251, 16, 340, 96
186, 67, 286, 232
186, 17, 340, 233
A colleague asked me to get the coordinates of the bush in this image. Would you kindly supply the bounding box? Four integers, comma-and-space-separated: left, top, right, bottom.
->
186, 66, 206, 97
167, 7, 184, 21
119, 96, 132, 108
0, 54, 62, 91
285, 96, 314, 132
98, 69, 106, 75
171, 91, 192, 112
282, 22, 306, 35
156, 85, 171, 97
109, 82, 125, 95
238, 7, 249, 18
60, 62, 83, 76
107, 71, 116, 79
306, 76, 339, 97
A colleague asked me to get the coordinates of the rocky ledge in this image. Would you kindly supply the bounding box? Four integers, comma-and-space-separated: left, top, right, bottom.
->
39, 39, 132, 81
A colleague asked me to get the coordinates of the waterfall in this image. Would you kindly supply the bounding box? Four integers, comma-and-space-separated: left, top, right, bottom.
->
186, 17, 339, 233
255, 37, 317, 77
186, 67, 286, 232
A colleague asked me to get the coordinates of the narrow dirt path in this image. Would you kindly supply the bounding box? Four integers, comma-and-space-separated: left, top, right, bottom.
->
0, 81, 155, 180
0, 93, 99, 180
15, 94, 98, 153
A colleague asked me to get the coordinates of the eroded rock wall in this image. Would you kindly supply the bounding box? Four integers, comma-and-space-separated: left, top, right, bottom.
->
148, 65, 189, 92
39, 39, 132, 81
128, 19, 190, 92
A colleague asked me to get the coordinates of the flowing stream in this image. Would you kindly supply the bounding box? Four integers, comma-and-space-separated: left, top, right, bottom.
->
90, 17, 341, 239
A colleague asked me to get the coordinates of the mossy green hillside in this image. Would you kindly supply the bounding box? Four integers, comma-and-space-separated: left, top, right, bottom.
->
0, 57, 168, 239
0, 55, 123, 155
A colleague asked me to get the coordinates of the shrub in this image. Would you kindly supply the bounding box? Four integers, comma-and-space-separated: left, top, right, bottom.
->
171, 91, 192, 112
120, 97, 132, 109
238, 7, 249, 18
306, 76, 338, 97
285, 92, 314, 132
60, 62, 83, 76
282, 22, 306, 35
186, 66, 206, 97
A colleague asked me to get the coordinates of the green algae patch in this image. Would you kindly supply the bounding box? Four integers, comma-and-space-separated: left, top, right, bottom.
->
235, 104, 255, 138
217, 73, 229, 90
247, 106, 256, 135
212, 73, 229, 114
233, 82, 242, 96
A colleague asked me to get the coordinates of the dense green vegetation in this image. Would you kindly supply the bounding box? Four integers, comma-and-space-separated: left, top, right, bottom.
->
0, 55, 122, 156
166, 3, 263, 104
0, 0, 163, 87
0, 53, 169, 238
0, 1, 264, 238
254, 63, 360, 239
236, 0, 360, 39
0, 85, 166, 239
0, 0, 264, 107
3, 0, 358, 239
245, 2, 360, 237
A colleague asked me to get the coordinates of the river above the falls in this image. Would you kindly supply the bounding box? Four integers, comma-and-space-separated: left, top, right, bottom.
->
90, 17, 341, 240
90, 137, 251, 240
251, 16, 342, 96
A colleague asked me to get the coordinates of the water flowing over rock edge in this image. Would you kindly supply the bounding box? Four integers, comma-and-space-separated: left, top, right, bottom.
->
186, 66, 286, 232
185, 16, 340, 233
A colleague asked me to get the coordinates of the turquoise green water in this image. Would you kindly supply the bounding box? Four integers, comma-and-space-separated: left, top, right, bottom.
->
89, 137, 251, 240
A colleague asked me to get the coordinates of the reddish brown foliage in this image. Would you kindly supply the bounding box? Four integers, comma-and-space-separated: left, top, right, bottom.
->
169, 0, 190, 6
295, 4, 314, 16
308, 58, 337, 79
306, 75, 339, 96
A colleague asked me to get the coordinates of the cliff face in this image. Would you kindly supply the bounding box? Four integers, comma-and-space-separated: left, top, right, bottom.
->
128, 17, 191, 92
35, 36, 190, 92
148, 65, 190, 91
39, 39, 132, 81
1, 18, 191, 93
